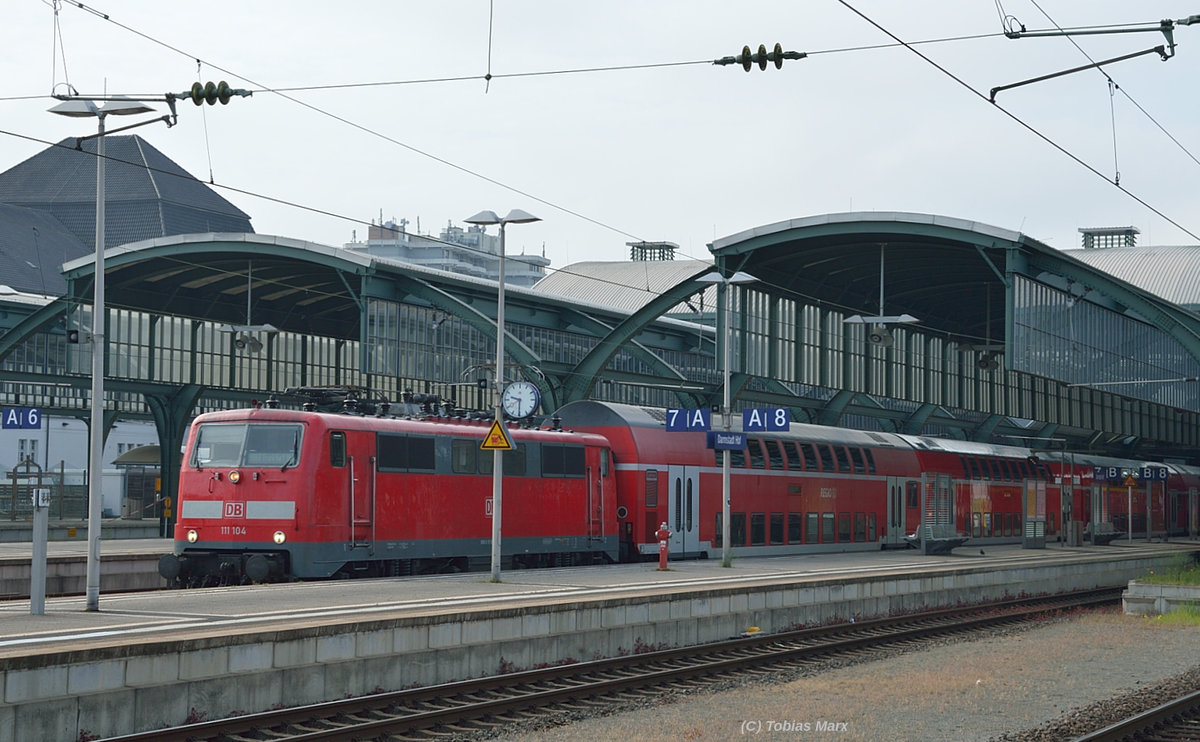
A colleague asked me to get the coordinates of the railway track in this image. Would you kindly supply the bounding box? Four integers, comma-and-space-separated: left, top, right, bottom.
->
1071, 688, 1200, 741
101, 588, 1119, 742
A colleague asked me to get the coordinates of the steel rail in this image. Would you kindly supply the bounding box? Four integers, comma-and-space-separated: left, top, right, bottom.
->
100, 588, 1119, 742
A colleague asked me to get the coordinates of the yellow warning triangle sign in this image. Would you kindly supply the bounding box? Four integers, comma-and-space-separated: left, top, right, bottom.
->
480, 419, 515, 451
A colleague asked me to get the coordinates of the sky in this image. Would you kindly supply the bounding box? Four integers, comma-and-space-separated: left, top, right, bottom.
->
3, 1, 1200, 272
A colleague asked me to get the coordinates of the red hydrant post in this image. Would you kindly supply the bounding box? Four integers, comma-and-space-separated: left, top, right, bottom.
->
656, 522, 671, 570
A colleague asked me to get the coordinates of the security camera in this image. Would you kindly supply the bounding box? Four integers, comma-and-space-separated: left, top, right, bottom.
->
868, 324, 893, 347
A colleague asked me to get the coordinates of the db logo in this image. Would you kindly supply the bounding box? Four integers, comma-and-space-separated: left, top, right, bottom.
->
223, 501, 246, 518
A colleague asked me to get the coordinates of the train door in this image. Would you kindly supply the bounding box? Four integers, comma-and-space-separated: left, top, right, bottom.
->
346, 434, 374, 550
884, 477, 909, 548
667, 465, 699, 558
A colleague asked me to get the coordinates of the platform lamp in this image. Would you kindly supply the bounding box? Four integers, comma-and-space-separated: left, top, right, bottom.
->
463, 209, 541, 582
50, 96, 159, 612
697, 270, 757, 567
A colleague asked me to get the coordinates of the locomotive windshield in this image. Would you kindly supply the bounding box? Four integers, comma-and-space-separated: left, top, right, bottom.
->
192, 423, 304, 469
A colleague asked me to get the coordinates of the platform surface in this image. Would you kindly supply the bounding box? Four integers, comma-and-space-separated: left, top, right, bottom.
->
1, 540, 1189, 660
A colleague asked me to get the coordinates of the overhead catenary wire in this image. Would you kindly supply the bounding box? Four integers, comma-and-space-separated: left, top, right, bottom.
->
19, 1, 1200, 343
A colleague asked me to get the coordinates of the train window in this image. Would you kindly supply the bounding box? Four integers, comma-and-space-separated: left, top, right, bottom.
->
817, 445, 835, 472
503, 446, 526, 476
748, 440, 766, 469
751, 513, 765, 545
770, 513, 784, 544
732, 513, 747, 547
995, 459, 1011, 481
330, 432, 346, 468
450, 438, 477, 473
799, 443, 819, 471
849, 448, 866, 474
971, 512, 981, 538
822, 513, 836, 542
837, 513, 851, 542
987, 458, 1003, 481
984, 512, 993, 537
787, 513, 801, 543
731, 446, 747, 468
645, 470, 659, 507
867, 513, 877, 541
765, 440, 785, 470
377, 434, 437, 472
714, 512, 722, 547
194, 423, 304, 469
965, 457, 982, 480
806, 513, 819, 543
854, 512, 866, 541
601, 448, 611, 478
675, 478, 683, 532
863, 448, 877, 475
542, 444, 585, 478
906, 481, 919, 508
834, 446, 851, 473
958, 455, 971, 479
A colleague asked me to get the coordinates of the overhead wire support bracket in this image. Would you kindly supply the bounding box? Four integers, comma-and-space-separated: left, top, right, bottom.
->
990, 46, 1167, 102
989, 15, 1200, 101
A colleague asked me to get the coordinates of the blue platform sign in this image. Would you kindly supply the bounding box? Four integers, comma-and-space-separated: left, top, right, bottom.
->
707, 431, 747, 450
1139, 466, 1169, 481
743, 408, 790, 431
1093, 465, 1168, 482
2, 408, 41, 430
665, 408, 711, 431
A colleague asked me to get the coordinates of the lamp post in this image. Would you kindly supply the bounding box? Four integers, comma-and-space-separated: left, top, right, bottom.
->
50, 97, 156, 612
697, 270, 757, 567
464, 209, 541, 582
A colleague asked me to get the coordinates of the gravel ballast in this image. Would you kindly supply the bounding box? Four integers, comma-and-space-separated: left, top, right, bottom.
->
492, 608, 1200, 742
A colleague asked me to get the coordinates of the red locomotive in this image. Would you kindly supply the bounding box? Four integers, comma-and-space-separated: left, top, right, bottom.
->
159, 398, 617, 586
160, 396, 1199, 586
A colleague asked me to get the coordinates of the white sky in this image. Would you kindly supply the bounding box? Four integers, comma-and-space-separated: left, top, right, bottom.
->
3, 1, 1200, 271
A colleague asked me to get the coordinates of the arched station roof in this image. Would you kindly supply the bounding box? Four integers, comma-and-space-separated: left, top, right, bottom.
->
709, 211, 1200, 358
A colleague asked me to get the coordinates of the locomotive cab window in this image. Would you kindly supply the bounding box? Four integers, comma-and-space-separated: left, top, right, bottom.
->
192, 423, 304, 469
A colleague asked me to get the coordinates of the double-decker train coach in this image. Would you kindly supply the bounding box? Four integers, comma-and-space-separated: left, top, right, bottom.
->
553, 401, 1107, 560
554, 400, 932, 559
159, 402, 618, 586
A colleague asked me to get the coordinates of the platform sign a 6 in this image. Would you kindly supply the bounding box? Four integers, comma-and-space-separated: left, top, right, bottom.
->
2, 408, 41, 429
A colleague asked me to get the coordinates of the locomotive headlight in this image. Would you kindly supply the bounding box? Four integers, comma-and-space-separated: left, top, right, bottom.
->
273, 530, 287, 544
187, 529, 198, 543
228, 470, 241, 484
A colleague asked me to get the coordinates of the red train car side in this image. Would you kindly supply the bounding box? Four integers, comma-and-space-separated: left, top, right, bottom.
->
159, 406, 617, 586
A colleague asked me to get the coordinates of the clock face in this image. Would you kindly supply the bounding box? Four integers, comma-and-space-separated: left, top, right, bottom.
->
501, 381, 542, 419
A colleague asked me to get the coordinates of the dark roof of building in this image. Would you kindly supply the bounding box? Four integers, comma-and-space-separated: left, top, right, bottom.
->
0, 135, 252, 251
0, 202, 88, 295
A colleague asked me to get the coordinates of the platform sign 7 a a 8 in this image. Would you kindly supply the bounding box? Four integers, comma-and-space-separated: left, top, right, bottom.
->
665, 408, 712, 431
743, 408, 789, 431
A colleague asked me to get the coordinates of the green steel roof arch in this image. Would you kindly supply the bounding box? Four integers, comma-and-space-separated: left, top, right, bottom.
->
560, 265, 717, 404
556, 306, 695, 404
1022, 249, 1200, 360
385, 272, 545, 398
0, 296, 71, 364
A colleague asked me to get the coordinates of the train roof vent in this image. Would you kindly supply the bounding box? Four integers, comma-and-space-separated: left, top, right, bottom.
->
866, 432, 893, 445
